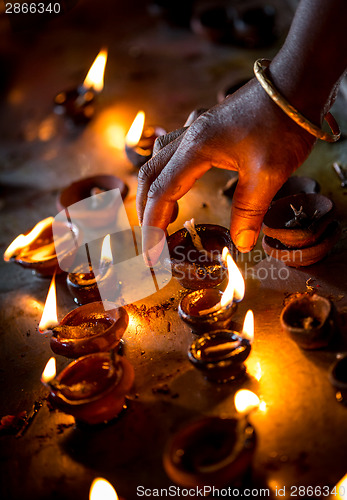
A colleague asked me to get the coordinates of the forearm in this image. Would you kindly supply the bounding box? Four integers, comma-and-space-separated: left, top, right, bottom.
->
269, 0, 347, 124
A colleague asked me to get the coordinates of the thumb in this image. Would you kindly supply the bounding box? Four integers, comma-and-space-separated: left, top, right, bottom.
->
230, 170, 284, 252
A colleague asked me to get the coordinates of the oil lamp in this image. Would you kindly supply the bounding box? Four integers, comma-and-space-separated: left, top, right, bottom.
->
280, 294, 336, 350
41, 351, 134, 425
39, 272, 128, 359
3, 216, 80, 277
178, 247, 245, 334
167, 220, 233, 289
188, 310, 254, 382
54, 49, 108, 124
163, 389, 258, 488
329, 354, 347, 405
90, 478, 119, 500
67, 234, 119, 306
125, 110, 166, 168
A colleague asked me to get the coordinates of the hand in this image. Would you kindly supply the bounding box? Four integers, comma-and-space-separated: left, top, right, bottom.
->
137, 78, 315, 260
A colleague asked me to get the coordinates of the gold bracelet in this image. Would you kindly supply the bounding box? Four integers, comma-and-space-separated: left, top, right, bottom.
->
254, 58, 340, 143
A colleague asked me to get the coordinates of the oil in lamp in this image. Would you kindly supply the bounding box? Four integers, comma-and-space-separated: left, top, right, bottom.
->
3, 216, 80, 277
125, 110, 166, 168
90, 478, 119, 500
188, 310, 254, 382
178, 247, 245, 334
54, 48, 108, 124
167, 220, 233, 289
163, 389, 258, 488
41, 351, 135, 425
39, 271, 128, 359
67, 234, 119, 306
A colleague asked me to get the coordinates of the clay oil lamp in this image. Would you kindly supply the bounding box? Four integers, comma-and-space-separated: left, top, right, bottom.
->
124, 110, 166, 168
188, 310, 254, 383
67, 234, 119, 306
39, 272, 128, 359
178, 247, 245, 335
280, 294, 336, 350
54, 49, 108, 124
329, 354, 347, 405
272, 176, 320, 201
262, 193, 340, 267
167, 218, 233, 289
57, 174, 129, 229
90, 478, 119, 500
163, 389, 258, 488
41, 352, 134, 425
3, 216, 80, 277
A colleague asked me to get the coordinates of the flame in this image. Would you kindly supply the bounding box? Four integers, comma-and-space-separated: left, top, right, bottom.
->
39, 273, 59, 332
242, 310, 254, 342
90, 478, 118, 500
125, 111, 145, 147
100, 234, 113, 266
234, 389, 260, 414
221, 247, 245, 305
41, 357, 56, 384
336, 474, 347, 500
4, 217, 54, 262
83, 49, 108, 92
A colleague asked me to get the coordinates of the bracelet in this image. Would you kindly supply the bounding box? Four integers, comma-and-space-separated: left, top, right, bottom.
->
254, 58, 341, 143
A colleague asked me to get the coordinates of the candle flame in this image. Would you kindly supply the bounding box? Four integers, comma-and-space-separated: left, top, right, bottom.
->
3, 217, 54, 262
234, 389, 259, 414
335, 474, 347, 500
242, 310, 254, 342
100, 234, 113, 266
39, 272, 59, 332
90, 478, 119, 500
221, 247, 245, 306
125, 110, 145, 147
83, 49, 108, 92
41, 357, 56, 384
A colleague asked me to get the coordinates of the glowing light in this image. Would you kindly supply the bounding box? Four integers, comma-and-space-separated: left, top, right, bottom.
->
41, 357, 56, 384
39, 273, 58, 332
83, 49, 108, 92
221, 247, 245, 304
125, 111, 145, 147
242, 310, 254, 343
336, 473, 347, 500
4, 217, 54, 262
106, 123, 127, 150
234, 389, 260, 414
100, 234, 113, 266
89, 478, 118, 500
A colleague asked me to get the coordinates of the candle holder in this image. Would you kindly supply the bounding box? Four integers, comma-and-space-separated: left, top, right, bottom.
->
179, 289, 237, 335
188, 330, 251, 382
280, 294, 336, 350
329, 354, 347, 405
125, 125, 166, 168
167, 224, 232, 289
163, 416, 256, 488
4, 217, 80, 277
47, 351, 134, 425
57, 175, 129, 229
49, 301, 128, 359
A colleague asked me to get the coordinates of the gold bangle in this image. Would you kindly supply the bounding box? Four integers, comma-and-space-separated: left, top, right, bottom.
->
254, 58, 341, 143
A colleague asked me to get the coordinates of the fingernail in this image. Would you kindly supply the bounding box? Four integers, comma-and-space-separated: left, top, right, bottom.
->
235, 229, 256, 252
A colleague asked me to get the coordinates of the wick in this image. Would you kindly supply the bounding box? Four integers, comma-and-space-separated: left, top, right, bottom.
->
203, 340, 241, 355
198, 301, 222, 316
183, 218, 205, 252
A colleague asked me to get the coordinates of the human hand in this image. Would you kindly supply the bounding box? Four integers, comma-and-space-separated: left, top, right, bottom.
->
137, 79, 315, 261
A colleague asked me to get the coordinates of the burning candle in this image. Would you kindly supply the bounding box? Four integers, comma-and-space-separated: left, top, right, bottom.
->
90, 478, 119, 500
40, 272, 128, 359
167, 221, 233, 289
54, 48, 108, 124
188, 310, 254, 382
163, 389, 257, 488
280, 294, 336, 350
125, 110, 166, 168
178, 247, 245, 334
3, 216, 80, 277
41, 351, 135, 425
67, 234, 119, 306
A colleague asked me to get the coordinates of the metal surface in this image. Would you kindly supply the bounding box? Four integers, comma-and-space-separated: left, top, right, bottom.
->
0, 1, 347, 499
